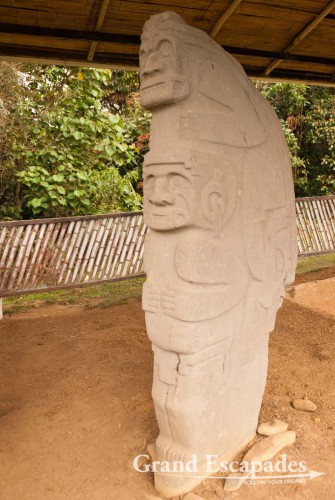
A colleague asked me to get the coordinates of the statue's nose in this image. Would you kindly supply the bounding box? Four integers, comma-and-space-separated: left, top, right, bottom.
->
142, 53, 163, 77
149, 177, 175, 206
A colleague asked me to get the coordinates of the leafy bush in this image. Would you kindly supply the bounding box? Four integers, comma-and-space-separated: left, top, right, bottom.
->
0, 64, 143, 219
256, 81, 335, 197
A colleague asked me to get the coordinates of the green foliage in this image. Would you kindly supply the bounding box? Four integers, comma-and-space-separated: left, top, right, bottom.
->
0, 63, 25, 219
90, 167, 142, 212
2, 62, 333, 221
280, 118, 308, 192
102, 70, 140, 113
256, 81, 335, 197
257, 82, 307, 118
301, 88, 335, 195
0, 64, 142, 219
106, 70, 151, 184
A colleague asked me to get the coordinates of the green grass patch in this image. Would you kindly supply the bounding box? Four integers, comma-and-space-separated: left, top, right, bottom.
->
296, 253, 335, 275
3, 278, 145, 314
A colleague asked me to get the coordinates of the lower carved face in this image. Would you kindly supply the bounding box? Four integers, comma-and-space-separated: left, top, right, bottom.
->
144, 164, 195, 230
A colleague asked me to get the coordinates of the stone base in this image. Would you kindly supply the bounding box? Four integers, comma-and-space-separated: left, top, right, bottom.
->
152, 433, 256, 498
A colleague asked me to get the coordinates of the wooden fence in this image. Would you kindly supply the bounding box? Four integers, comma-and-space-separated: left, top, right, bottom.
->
296, 196, 335, 256
0, 196, 334, 298
0, 211, 146, 298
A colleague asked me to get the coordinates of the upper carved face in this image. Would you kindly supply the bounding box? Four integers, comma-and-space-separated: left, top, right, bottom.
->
144, 163, 196, 230
140, 31, 190, 108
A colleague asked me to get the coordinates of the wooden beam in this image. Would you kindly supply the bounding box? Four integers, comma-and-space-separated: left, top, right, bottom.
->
210, 0, 243, 40
250, 71, 335, 88
2, 55, 334, 87
264, 0, 335, 76
0, 24, 334, 82
0, 23, 334, 69
0, 54, 138, 71
223, 46, 335, 67
2, 47, 334, 87
0, 23, 140, 44
0, 45, 139, 68
87, 0, 111, 62
0, 31, 334, 70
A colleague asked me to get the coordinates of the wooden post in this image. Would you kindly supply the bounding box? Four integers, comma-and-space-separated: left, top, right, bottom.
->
0, 298, 3, 320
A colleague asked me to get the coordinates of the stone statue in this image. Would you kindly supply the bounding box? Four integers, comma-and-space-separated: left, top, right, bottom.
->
140, 11, 297, 497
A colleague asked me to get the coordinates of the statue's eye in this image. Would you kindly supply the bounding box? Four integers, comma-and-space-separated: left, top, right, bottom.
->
139, 49, 147, 63
145, 175, 154, 189
171, 175, 189, 187
158, 40, 173, 57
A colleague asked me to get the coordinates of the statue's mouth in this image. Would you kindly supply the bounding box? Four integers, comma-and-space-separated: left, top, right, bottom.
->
140, 76, 190, 107
145, 212, 188, 230
140, 80, 165, 91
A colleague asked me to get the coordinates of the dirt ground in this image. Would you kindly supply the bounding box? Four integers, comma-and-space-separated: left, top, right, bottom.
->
288, 277, 335, 317
0, 268, 334, 500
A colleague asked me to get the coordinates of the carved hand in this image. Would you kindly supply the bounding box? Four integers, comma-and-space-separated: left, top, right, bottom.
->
142, 283, 160, 313
161, 289, 177, 315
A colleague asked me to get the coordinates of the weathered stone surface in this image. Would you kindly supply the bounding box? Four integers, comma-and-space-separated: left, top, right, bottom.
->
292, 399, 317, 411
224, 431, 296, 492
257, 418, 288, 436
147, 442, 156, 460
242, 431, 296, 462
140, 10, 297, 498
183, 494, 205, 500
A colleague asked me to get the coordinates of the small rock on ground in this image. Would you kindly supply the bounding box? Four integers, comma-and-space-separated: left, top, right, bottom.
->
292, 398, 317, 411
257, 418, 288, 436
317, 350, 331, 360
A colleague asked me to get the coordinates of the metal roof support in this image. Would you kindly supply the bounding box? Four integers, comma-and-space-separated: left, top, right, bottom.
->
264, 0, 335, 76
210, 0, 243, 40
87, 0, 111, 62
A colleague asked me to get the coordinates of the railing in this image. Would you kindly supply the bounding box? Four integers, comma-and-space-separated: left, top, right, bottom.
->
296, 196, 335, 256
0, 211, 146, 298
0, 196, 334, 299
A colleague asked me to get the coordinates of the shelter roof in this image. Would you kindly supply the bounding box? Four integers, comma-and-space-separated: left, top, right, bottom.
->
0, 1, 334, 85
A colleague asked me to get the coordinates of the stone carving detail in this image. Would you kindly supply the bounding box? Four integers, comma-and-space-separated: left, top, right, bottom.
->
140, 11, 297, 497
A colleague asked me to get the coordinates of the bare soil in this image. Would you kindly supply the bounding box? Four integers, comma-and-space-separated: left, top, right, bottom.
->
288, 277, 335, 317
0, 268, 334, 500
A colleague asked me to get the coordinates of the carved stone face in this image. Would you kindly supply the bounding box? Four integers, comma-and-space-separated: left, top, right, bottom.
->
143, 154, 238, 232
144, 163, 196, 230
140, 32, 190, 108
